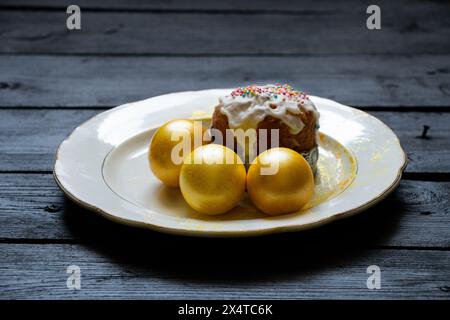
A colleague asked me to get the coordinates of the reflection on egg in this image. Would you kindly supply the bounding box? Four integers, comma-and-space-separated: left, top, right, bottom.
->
180, 144, 246, 215
247, 147, 314, 215
149, 119, 206, 187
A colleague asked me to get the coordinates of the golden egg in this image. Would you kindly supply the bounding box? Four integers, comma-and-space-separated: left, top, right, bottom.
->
247, 147, 315, 216
149, 119, 206, 187
180, 144, 246, 215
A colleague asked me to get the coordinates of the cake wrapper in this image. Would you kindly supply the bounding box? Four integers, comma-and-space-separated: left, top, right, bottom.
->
300, 145, 319, 175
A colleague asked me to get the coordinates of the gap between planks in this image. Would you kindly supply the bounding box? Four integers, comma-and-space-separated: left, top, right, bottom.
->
0, 6, 337, 16
2, 171, 450, 182
1, 106, 450, 112
0, 238, 449, 252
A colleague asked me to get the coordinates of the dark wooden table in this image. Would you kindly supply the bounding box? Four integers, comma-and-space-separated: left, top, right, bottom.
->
0, 0, 449, 299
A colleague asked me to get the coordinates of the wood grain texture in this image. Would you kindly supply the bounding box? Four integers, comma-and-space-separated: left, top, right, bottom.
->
0, 55, 449, 108
0, 173, 449, 248
0, 1, 449, 55
0, 109, 448, 173
0, 243, 449, 299
0, 0, 448, 14
0, 0, 420, 12
0, 110, 99, 172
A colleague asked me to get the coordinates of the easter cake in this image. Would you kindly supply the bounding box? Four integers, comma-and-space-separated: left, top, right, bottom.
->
211, 84, 320, 172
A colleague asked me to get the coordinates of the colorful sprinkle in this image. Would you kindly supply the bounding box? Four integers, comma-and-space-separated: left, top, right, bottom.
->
230, 84, 308, 102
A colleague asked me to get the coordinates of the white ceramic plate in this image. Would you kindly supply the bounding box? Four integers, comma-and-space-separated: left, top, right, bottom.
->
54, 89, 407, 236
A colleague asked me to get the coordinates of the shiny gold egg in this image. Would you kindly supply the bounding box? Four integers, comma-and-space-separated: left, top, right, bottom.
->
247, 147, 315, 216
149, 119, 206, 187
180, 144, 246, 215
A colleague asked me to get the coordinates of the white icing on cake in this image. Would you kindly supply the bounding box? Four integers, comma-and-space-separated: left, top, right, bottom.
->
216, 84, 319, 134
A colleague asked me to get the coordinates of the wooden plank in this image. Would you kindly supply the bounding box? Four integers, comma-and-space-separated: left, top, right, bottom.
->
1, 109, 449, 174
0, 243, 448, 299
0, 0, 448, 14
0, 0, 411, 12
0, 173, 449, 248
0, 55, 449, 108
373, 112, 450, 175
1, 2, 449, 55
1, 0, 346, 11
0, 110, 99, 172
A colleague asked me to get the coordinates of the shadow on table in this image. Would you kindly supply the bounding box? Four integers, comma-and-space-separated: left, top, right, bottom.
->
62, 191, 403, 283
